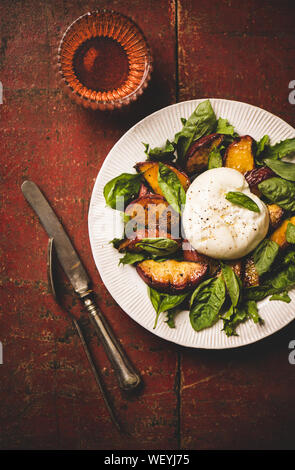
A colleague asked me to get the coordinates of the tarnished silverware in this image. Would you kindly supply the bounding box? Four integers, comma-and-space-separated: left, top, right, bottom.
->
47, 237, 122, 432
21, 180, 141, 391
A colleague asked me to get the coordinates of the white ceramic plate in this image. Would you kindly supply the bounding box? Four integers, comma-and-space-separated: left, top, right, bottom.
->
88, 99, 295, 349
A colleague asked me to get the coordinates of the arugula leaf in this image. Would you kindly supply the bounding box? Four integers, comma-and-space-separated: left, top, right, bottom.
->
208, 147, 223, 169
216, 117, 235, 135
135, 237, 179, 256
264, 138, 295, 160
269, 292, 291, 303
286, 223, 295, 244
158, 162, 186, 214
118, 252, 146, 265
148, 287, 189, 328
264, 158, 295, 182
143, 140, 175, 162
253, 239, 280, 276
220, 262, 241, 307
174, 100, 217, 162
190, 277, 226, 332
258, 177, 295, 211
103, 173, 141, 210
225, 191, 260, 213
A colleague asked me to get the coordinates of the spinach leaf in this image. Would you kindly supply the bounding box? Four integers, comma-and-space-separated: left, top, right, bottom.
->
174, 100, 217, 162
216, 117, 235, 135
253, 239, 280, 276
158, 162, 186, 214
225, 191, 260, 213
264, 158, 295, 182
258, 177, 295, 211
208, 147, 223, 169
148, 287, 189, 328
286, 223, 295, 244
190, 277, 226, 332
220, 262, 241, 307
256, 135, 270, 157
103, 173, 141, 210
143, 140, 175, 162
135, 238, 179, 256
269, 292, 291, 303
118, 252, 146, 265
264, 138, 295, 160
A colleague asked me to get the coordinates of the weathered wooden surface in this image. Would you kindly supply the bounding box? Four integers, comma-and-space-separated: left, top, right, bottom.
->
1, 0, 295, 450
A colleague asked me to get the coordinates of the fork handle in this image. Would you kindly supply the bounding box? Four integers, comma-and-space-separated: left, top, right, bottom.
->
80, 291, 141, 391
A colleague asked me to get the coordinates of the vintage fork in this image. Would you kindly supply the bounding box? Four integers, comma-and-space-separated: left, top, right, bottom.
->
47, 237, 122, 432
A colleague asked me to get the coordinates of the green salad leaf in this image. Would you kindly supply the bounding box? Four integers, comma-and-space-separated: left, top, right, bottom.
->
103, 173, 141, 210
143, 140, 175, 162
216, 117, 235, 135
283, 250, 295, 265
208, 147, 223, 169
135, 238, 179, 256
253, 239, 280, 276
264, 158, 295, 182
158, 162, 186, 213
220, 262, 241, 307
286, 223, 295, 244
269, 292, 291, 303
256, 135, 270, 157
189, 277, 226, 331
174, 100, 217, 162
225, 191, 260, 213
148, 287, 189, 329
264, 138, 295, 160
119, 252, 146, 265
258, 177, 295, 211
245, 263, 295, 301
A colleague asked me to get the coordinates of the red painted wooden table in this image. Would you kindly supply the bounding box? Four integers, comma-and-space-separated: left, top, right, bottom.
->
1, 0, 295, 450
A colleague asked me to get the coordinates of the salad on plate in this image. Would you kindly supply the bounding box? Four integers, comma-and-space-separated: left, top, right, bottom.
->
102, 99, 295, 337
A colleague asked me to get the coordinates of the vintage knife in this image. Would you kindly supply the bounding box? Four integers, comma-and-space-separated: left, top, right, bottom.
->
21, 180, 141, 391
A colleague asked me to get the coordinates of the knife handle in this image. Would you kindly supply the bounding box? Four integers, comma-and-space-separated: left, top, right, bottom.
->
81, 292, 141, 391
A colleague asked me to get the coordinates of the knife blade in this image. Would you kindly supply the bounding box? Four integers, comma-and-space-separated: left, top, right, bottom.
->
22, 180, 89, 296
21, 180, 141, 391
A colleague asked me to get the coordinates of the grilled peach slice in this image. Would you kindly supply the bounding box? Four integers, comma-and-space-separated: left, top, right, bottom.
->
270, 216, 295, 249
136, 259, 208, 294
134, 162, 190, 196
244, 166, 275, 196
243, 257, 259, 287
124, 194, 180, 236
267, 204, 284, 230
184, 133, 224, 175
224, 135, 255, 174
182, 239, 220, 276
